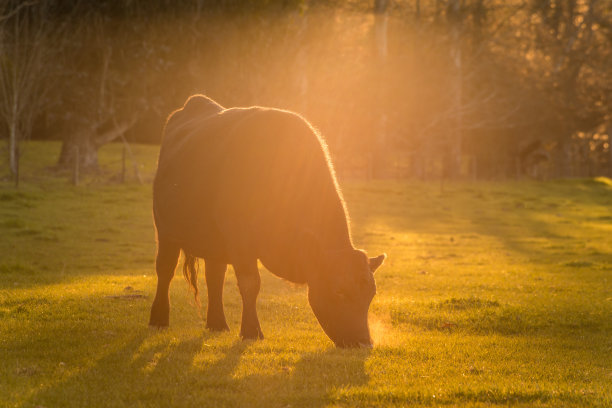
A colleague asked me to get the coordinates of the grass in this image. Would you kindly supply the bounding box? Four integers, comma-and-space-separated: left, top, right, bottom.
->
1, 141, 611, 407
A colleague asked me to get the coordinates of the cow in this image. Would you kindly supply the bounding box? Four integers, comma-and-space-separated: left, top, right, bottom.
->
149, 95, 386, 347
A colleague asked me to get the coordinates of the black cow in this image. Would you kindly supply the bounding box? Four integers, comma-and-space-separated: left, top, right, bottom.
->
149, 95, 386, 347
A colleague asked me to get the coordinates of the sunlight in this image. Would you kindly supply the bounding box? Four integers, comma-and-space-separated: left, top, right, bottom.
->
369, 314, 398, 347
2, 1, 612, 407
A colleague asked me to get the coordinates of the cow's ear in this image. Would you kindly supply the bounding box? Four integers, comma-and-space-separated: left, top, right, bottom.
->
369, 254, 386, 273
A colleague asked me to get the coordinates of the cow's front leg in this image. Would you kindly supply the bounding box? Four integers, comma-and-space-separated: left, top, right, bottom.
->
149, 239, 180, 327
204, 259, 230, 331
233, 259, 264, 340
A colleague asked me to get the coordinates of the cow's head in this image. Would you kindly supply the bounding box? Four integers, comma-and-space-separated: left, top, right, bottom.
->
302, 238, 386, 348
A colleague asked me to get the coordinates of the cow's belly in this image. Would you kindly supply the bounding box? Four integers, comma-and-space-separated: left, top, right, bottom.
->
154, 190, 230, 262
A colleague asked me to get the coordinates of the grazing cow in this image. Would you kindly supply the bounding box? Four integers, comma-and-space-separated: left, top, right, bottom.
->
149, 95, 386, 347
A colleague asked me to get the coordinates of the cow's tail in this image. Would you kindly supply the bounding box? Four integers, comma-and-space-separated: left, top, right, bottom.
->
182, 250, 201, 309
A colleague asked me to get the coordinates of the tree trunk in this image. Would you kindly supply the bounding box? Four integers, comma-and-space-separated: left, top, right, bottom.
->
57, 119, 135, 172
608, 123, 612, 178
449, 0, 463, 179
296, 12, 309, 114
57, 133, 100, 172
554, 133, 572, 178
372, 0, 389, 178
375, 0, 389, 59
8, 118, 18, 176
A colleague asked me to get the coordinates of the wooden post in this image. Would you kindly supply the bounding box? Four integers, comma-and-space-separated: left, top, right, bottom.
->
608, 124, 612, 178
121, 144, 126, 183
72, 146, 79, 186
14, 143, 20, 188
119, 136, 143, 184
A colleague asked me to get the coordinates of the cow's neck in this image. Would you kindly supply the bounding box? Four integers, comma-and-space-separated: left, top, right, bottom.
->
314, 194, 354, 251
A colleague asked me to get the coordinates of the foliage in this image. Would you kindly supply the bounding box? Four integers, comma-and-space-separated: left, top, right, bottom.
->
1, 0, 611, 178
1, 141, 610, 407
0, 0, 62, 184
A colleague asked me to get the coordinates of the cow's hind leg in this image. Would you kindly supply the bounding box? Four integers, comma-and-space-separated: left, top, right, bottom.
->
149, 239, 180, 327
233, 259, 264, 340
205, 259, 230, 331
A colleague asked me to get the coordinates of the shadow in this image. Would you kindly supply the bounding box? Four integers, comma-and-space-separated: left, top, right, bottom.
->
25, 328, 246, 407
389, 299, 612, 336
348, 180, 612, 267
221, 347, 371, 407
284, 348, 370, 406
25, 325, 370, 408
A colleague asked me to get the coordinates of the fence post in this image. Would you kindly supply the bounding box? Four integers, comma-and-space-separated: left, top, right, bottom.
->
14, 143, 20, 188
608, 124, 612, 178
72, 146, 79, 186
121, 144, 126, 183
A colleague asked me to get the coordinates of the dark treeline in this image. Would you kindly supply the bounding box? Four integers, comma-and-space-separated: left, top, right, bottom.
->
1, 0, 611, 181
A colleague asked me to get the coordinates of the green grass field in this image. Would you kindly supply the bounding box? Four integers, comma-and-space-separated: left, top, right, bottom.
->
1, 142, 611, 407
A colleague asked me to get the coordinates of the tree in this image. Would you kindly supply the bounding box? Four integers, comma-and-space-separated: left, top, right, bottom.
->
0, 1, 55, 186
371, 0, 389, 177
55, 15, 138, 172
447, 0, 463, 178
523, 0, 611, 176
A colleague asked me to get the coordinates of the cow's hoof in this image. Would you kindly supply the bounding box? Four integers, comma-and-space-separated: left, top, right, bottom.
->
149, 314, 169, 328
240, 330, 264, 341
149, 303, 169, 328
206, 322, 230, 332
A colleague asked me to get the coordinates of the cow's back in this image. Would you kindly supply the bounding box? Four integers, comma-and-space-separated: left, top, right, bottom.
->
154, 106, 349, 272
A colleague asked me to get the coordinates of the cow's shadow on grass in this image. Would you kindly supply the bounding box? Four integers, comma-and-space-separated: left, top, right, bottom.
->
226, 344, 370, 407
27, 328, 369, 407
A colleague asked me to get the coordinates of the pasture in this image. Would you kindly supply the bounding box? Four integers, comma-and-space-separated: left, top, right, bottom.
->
1, 142, 611, 407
